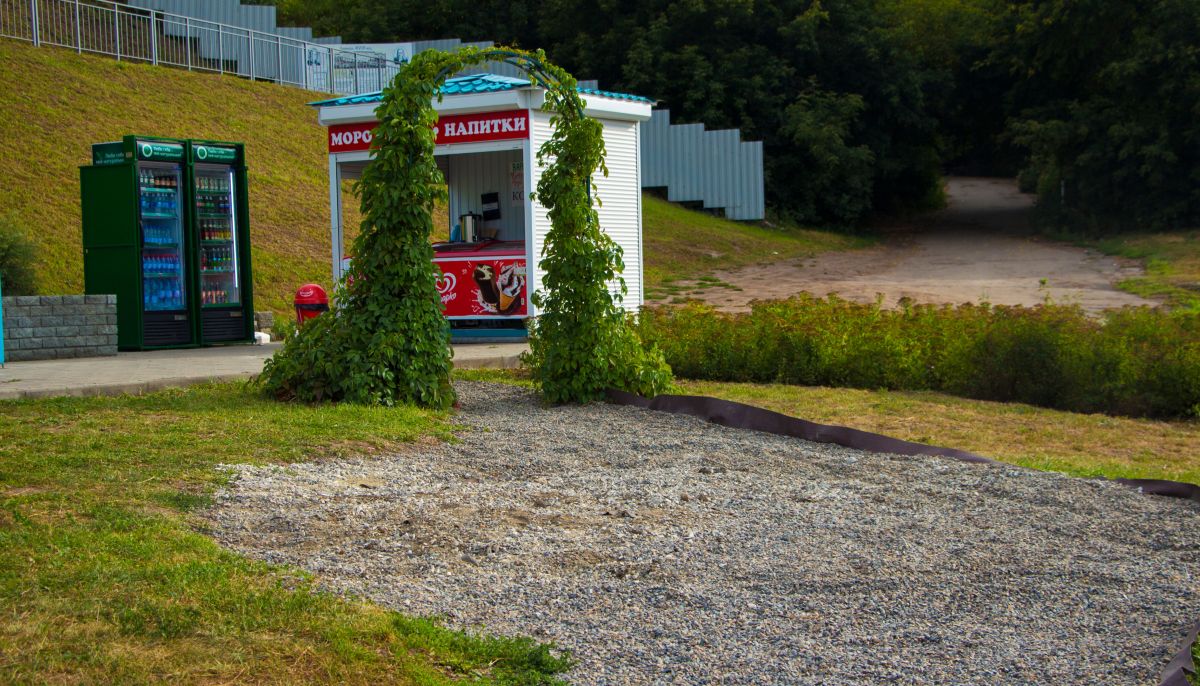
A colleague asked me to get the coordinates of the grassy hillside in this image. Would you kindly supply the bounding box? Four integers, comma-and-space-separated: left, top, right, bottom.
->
0, 38, 860, 314
0, 39, 333, 314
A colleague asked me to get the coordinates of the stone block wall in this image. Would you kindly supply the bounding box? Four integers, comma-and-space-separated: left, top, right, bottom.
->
2, 295, 119, 362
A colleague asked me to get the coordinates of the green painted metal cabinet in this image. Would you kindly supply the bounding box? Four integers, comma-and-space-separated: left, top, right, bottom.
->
188, 139, 254, 345
80, 136, 254, 350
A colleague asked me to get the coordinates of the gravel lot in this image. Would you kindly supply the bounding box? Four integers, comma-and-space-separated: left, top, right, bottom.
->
209, 381, 1200, 685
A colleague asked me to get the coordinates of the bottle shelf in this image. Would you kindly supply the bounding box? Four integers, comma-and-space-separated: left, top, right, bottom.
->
196, 212, 231, 218
142, 212, 178, 219
200, 239, 233, 245
140, 187, 176, 194
201, 269, 235, 275
143, 242, 180, 248
143, 271, 181, 278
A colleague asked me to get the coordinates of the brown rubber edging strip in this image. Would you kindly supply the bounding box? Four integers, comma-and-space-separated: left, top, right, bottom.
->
606, 389, 1200, 686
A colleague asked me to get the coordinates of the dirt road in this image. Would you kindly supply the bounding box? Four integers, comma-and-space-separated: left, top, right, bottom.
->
689, 178, 1153, 313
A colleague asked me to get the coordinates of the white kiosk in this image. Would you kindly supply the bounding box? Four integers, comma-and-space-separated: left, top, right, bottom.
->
312, 74, 653, 334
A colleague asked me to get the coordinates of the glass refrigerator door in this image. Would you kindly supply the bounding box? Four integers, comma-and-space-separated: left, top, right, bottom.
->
194, 165, 241, 307
138, 162, 185, 311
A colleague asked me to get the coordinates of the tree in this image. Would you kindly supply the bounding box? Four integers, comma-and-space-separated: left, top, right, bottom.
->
1001, 0, 1200, 231
271, 0, 949, 227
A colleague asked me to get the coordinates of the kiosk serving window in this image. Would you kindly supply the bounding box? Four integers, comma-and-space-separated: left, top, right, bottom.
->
437, 149, 525, 242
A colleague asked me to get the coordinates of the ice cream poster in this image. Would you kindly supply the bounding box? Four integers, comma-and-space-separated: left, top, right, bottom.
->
435, 258, 527, 317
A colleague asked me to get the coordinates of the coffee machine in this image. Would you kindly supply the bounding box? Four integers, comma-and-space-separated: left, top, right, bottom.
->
458, 212, 481, 242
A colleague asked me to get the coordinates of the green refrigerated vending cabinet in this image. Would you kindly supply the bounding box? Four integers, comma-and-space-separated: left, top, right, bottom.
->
82, 136, 194, 350
80, 136, 254, 350
188, 139, 254, 345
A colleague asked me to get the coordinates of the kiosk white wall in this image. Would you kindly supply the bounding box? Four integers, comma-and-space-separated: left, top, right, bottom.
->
314, 75, 652, 320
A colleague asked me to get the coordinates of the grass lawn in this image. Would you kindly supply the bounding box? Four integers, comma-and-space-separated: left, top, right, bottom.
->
677, 380, 1200, 486
0, 382, 568, 684
1088, 231, 1200, 311
641, 196, 869, 301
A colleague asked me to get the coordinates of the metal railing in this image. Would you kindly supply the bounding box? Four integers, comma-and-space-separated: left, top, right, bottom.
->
0, 0, 404, 93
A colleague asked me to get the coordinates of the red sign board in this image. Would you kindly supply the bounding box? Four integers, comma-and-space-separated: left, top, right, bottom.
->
328, 110, 530, 153
328, 121, 377, 153
434, 256, 527, 317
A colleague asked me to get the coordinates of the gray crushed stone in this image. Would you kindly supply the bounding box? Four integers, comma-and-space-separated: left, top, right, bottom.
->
207, 381, 1200, 685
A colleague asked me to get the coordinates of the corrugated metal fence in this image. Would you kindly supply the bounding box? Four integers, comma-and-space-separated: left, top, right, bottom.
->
641, 110, 764, 221
0, 0, 765, 219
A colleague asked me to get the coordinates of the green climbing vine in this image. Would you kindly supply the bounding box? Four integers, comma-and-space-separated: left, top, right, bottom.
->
260, 46, 670, 406
520, 59, 672, 403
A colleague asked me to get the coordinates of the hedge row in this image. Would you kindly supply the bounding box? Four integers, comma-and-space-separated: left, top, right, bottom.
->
636, 297, 1200, 419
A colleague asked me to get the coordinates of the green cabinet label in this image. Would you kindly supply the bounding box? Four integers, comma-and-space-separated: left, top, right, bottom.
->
194, 145, 237, 163
91, 142, 128, 166
136, 141, 184, 161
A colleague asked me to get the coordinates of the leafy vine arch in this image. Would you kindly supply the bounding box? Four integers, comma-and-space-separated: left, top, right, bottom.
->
261, 46, 671, 407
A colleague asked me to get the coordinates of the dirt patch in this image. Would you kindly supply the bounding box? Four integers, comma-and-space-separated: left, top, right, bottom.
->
656, 178, 1155, 313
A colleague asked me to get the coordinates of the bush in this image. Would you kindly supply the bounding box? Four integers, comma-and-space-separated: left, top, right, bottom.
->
0, 213, 37, 295
637, 297, 1200, 419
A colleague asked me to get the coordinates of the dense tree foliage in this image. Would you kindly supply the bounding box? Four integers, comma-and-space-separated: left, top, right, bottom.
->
1000, 0, 1200, 231
271, 0, 1200, 232
274, 0, 947, 226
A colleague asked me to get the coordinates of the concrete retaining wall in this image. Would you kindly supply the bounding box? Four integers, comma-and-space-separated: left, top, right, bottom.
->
2, 295, 118, 362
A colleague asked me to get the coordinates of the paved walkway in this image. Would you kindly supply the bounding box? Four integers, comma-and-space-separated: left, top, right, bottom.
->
0, 342, 527, 400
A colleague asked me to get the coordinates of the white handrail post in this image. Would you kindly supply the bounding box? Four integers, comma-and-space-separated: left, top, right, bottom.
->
217, 25, 224, 74
113, 5, 120, 60
302, 47, 308, 90
74, 0, 81, 53
327, 47, 333, 93
29, 0, 39, 47
150, 10, 158, 65
248, 31, 255, 80
184, 16, 191, 70
275, 36, 281, 84
354, 55, 359, 94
